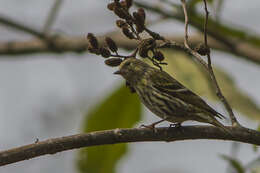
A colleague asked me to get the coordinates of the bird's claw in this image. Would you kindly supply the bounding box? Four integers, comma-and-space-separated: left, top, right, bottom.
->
169, 123, 182, 128
140, 124, 157, 132
168, 123, 183, 132
140, 124, 155, 129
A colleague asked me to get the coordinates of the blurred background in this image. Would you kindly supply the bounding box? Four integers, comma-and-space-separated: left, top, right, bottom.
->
0, 0, 260, 173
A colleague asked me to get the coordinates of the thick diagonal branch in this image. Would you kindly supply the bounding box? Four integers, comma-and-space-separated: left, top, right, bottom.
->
0, 126, 259, 167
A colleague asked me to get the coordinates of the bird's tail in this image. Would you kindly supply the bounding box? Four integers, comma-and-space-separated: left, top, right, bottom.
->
196, 112, 232, 135
210, 119, 232, 135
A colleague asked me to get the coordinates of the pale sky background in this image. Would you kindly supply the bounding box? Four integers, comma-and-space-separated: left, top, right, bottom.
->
0, 0, 260, 173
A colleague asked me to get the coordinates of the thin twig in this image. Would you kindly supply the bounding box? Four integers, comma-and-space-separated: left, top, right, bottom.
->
43, 0, 63, 34
180, 0, 189, 48
180, 0, 239, 126
180, 0, 208, 67
203, 0, 209, 47
202, 0, 239, 126
144, 27, 165, 41
0, 126, 258, 167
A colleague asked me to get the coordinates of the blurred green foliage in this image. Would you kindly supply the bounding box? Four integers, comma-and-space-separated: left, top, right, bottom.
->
163, 50, 260, 120
186, 0, 260, 47
77, 85, 142, 173
221, 155, 245, 173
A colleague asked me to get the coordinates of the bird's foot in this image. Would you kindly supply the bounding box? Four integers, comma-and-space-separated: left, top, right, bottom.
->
140, 123, 157, 132
140, 119, 167, 132
140, 123, 155, 129
169, 122, 182, 128
168, 123, 182, 131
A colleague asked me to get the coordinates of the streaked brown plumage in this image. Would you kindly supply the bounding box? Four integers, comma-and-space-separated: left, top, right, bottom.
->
114, 58, 228, 131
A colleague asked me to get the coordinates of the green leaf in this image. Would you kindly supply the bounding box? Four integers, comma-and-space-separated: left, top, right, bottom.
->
77, 84, 142, 173
163, 50, 260, 121
221, 155, 245, 173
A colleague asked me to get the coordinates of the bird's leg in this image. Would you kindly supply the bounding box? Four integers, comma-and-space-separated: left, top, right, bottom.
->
140, 118, 167, 130
168, 122, 184, 132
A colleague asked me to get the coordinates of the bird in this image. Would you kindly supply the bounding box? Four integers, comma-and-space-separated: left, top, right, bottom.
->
114, 57, 229, 132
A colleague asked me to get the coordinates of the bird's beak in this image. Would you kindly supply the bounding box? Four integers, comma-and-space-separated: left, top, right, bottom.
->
113, 70, 122, 75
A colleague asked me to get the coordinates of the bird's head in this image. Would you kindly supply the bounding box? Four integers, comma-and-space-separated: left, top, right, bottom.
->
114, 58, 150, 84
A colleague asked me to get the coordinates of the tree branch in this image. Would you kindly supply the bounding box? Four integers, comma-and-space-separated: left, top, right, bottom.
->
0, 15, 46, 39
0, 32, 259, 66
0, 2, 259, 66
0, 126, 259, 167
0, 8, 260, 65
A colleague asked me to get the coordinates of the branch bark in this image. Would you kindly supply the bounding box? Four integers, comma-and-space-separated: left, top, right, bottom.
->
0, 126, 259, 167
0, 32, 260, 66
0, 15, 46, 39
1, 4, 260, 65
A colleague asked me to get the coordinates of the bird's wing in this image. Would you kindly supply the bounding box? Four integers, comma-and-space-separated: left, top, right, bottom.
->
150, 71, 225, 119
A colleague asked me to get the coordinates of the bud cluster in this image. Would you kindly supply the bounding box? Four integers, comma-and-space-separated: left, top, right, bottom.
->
87, 0, 167, 70
107, 0, 146, 40
194, 43, 210, 56
87, 33, 123, 66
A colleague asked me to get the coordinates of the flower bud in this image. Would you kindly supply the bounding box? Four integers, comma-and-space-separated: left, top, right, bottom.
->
137, 8, 145, 21
138, 38, 156, 58
99, 47, 111, 58
107, 2, 115, 11
105, 58, 123, 67
105, 37, 118, 53
88, 46, 100, 55
135, 23, 144, 33
133, 11, 145, 26
125, 0, 133, 9
195, 43, 210, 56
87, 33, 99, 49
122, 27, 135, 39
116, 20, 128, 28
120, 1, 127, 9
153, 51, 165, 61
114, 6, 131, 20
139, 46, 149, 58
